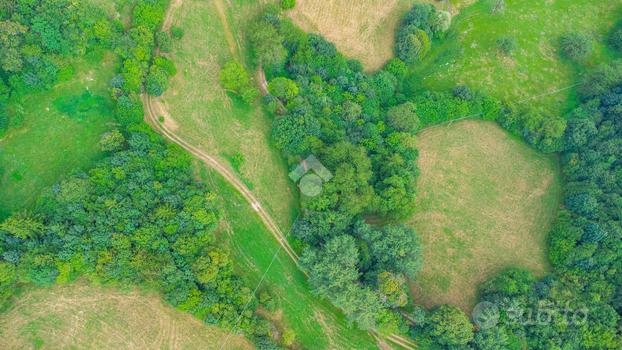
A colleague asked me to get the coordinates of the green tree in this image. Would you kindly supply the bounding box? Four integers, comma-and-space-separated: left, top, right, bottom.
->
0, 212, 45, 240
99, 130, 126, 152
268, 77, 299, 101
219, 60, 258, 104
377, 271, 408, 308
386, 102, 420, 132
425, 305, 474, 346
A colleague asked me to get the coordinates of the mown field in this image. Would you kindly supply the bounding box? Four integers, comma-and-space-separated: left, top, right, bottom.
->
409, 0, 622, 115
0, 283, 252, 350
157, 0, 298, 231
198, 164, 377, 350
0, 51, 117, 219
409, 120, 561, 310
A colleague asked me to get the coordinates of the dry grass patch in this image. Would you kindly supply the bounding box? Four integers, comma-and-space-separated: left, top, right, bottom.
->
287, 0, 414, 71
409, 120, 561, 311
0, 283, 252, 350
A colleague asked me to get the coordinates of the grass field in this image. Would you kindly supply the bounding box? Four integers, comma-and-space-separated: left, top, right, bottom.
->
409, 120, 561, 311
198, 164, 378, 350
409, 0, 622, 115
158, 0, 298, 232
287, 0, 414, 71
0, 50, 117, 219
0, 283, 252, 350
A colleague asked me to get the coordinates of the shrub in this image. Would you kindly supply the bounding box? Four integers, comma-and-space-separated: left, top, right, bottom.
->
280, 0, 295, 10
156, 31, 172, 52
490, 0, 505, 14
171, 26, 184, 40
99, 130, 126, 152
219, 60, 258, 104
497, 36, 517, 56
559, 32, 592, 60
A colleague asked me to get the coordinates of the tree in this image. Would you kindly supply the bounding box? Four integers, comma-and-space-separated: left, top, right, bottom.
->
377, 271, 408, 308
396, 26, 431, 64
0, 212, 45, 240
99, 130, 126, 152
356, 222, 423, 279
268, 77, 299, 101
219, 60, 258, 104
425, 305, 474, 346
156, 31, 172, 52
386, 102, 420, 132
560, 32, 592, 60
248, 19, 287, 68
0, 20, 27, 72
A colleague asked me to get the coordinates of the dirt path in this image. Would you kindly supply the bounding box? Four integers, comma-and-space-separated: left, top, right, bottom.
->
214, 0, 241, 59
143, 95, 301, 266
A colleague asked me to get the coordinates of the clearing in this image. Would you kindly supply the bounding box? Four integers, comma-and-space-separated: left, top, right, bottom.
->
0, 50, 116, 219
409, 0, 622, 115
409, 120, 561, 310
0, 283, 252, 350
157, 0, 298, 231
285, 0, 474, 72
287, 0, 414, 72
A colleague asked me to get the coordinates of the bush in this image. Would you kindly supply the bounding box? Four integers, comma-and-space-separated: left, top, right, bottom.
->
496, 36, 517, 56
171, 26, 184, 40
219, 60, 258, 104
156, 31, 172, 52
559, 32, 592, 60
98, 130, 126, 152
280, 0, 295, 10
395, 26, 431, 64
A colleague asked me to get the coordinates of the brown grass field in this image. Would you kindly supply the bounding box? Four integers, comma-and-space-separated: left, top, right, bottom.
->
0, 283, 252, 350
409, 120, 561, 311
287, 0, 414, 71
286, 0, 473, 71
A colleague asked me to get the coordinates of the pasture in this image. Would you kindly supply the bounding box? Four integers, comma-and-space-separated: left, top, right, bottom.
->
409, 120, 561, 310
0, 283, 252, 350
0, 51, 116, 219
409, 0, 622, 115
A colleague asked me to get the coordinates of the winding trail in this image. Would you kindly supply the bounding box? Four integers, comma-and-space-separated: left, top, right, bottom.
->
143, 1, 417, 349
143, 95, 300, 266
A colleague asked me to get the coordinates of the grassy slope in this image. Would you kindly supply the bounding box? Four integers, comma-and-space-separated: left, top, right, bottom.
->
198, 164, 377, 350
0, 283, 252, 350
409, 120, 561, 310
158, 0, 298, 232
409, 0, 622, 116
0, 51, 117, 219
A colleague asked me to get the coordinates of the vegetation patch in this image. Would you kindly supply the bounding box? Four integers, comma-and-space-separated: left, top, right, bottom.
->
0, 283, 252, 350
0, 54, 117, 219
409, 120, 561, 310
408, 0, 622, 115
159, 0, 298, 230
